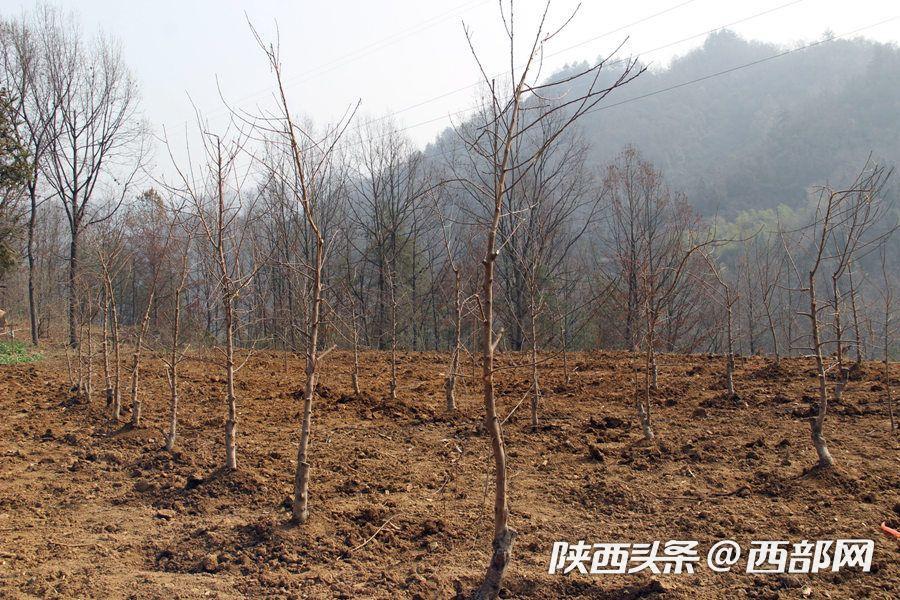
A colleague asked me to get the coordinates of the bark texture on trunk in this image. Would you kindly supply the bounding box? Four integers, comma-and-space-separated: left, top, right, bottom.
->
68, 230, 79, 348
293, 238, 323, 524
224, 309, 237, 469
474, 184, 516, 598
809, 272, 835, 468
27, 190, 38, 346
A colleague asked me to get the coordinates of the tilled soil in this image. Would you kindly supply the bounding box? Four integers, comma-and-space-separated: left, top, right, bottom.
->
0, 350, 897, 599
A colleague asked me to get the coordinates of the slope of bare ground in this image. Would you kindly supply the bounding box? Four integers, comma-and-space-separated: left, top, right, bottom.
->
0, 350, 897, 599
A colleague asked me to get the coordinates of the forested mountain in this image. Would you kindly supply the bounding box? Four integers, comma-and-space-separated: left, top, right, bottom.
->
432, 30, 900, 217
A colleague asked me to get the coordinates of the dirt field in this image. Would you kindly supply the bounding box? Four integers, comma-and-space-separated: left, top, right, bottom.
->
0, 349, 897, 599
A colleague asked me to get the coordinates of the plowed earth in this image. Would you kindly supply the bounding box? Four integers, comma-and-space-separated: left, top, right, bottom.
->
0, 350, 897, 599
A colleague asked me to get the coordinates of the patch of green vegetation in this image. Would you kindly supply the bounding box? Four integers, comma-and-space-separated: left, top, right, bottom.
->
0, 340, 42, 365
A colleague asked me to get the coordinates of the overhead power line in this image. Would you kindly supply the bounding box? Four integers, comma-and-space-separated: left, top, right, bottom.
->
334, 12, 897, 169
200, 0, 700, 126
580, 15, 899, 119
341, 0, 828, 154
201, 0, 491, 121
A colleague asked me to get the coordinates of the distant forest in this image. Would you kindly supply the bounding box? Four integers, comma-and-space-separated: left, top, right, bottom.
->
433, 29, 900, 218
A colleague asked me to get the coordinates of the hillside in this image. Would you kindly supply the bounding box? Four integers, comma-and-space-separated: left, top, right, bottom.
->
430, 30, 900, 216
579, 30, 900, 214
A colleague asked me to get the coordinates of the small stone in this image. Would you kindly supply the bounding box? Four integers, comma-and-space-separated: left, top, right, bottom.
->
777, 574, 803, 589
200, 553, 219, 573
185, 474, 204, 490
133, 479, 154, 493
692, 407, 707, 418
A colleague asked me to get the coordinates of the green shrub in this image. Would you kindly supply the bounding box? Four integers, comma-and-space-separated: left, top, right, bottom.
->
0, 340, 42, 365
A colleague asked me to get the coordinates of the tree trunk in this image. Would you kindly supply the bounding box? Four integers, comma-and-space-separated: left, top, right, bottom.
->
446, 271, 462, 412
224, 298, 237, 469
638, 342, 655, 441
832, 277, 846, 402
101, 293, 113, 407
165, 287, 182, 452
765, 303, 780, 365
636, 306, 656, 441
886, 359, 895, 432
68, 227, 79, 347
388, 275, 399, 401
293, 239, 323, 524
84, 315, 94, 402
809, 273, 835, 468
886, 301, 895, 432
351, 319, 362, 396
27, 189, 38, 346
848, 263, 864, 366
474, 195, 515, 600
165, 366, 179, 452
726, 297, 735, 398
529, 295, 540, 429
111, 290, 122, 420
129, 351, 142, 426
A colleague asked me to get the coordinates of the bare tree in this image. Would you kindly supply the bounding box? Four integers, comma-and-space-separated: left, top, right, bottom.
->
752, 230, 787, 364
433, 193, 471, 412
784, 159, 892, 469
451, 2, 642, 595
126, 190, 173, 428
846, 261, 866, 367
602, 148, 708, 439
162, 211, 193, 451
498, 115, 597, 428
347, 119, 430, 388
166, 116, 257, 470
40, 11, 146, 347
701, 249, 739, 398
878, 246, 896, 432
249, 25, 357, 523
0, 9, 60, 345
95, 220, 127, 418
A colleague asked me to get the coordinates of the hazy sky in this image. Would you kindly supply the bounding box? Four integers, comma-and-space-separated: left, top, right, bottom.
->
2, 0, 898, 158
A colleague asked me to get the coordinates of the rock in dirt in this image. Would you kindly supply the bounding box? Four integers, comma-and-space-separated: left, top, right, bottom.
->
133, 479, 154, 493
623, 579, 667, 597
421, 518, 444, 536
199, 553, 219, 573
776, 574, 804, 589
185, 473, 204, 490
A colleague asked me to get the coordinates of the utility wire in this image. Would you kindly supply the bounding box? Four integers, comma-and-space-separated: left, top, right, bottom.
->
201, 0, 491, 121
344, 12, 896, 162
201, 0, 700, 125
354, 0, 707, 131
